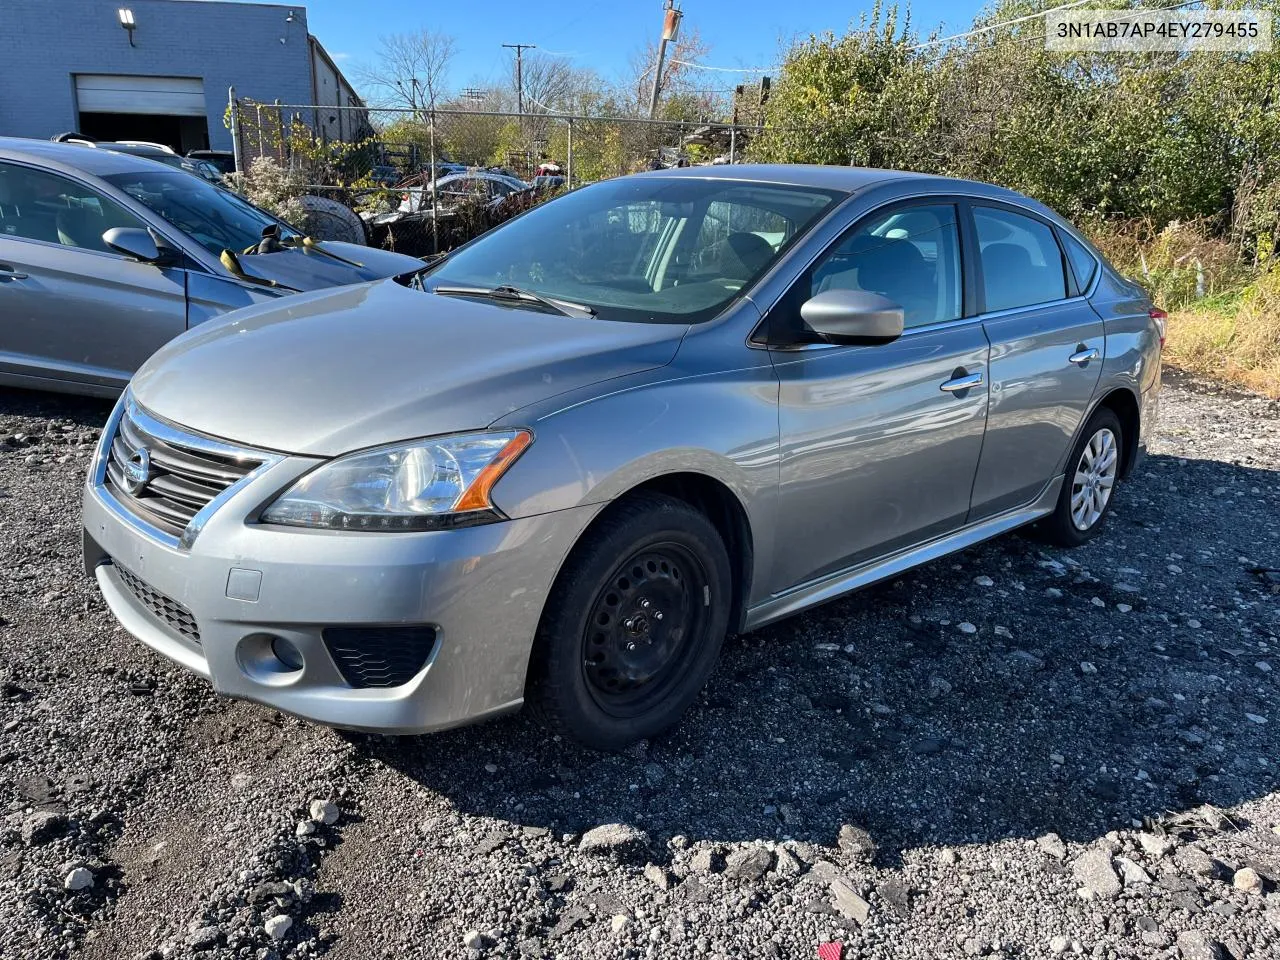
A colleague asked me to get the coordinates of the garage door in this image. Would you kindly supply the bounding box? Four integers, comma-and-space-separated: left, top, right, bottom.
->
75, 75, 205, 116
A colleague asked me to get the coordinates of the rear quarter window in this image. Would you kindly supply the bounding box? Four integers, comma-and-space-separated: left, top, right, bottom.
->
1059, 230, 1100, 292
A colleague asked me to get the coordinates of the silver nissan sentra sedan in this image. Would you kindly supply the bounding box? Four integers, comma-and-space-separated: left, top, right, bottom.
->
82, 165, 1163, 750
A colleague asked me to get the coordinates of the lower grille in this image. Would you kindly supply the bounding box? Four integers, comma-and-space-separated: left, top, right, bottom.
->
114, 563, 201, 644
322, 626, 438, 688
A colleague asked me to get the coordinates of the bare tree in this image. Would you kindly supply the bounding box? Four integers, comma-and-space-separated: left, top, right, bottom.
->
357, 30, 457, 114
512, 53, 575, 114
627, 26, 714, 116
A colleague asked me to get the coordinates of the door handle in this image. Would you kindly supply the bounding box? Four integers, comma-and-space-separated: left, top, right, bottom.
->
1069, 346, 1100, 366
0, 267, 28, 281
940, 372, 984, 393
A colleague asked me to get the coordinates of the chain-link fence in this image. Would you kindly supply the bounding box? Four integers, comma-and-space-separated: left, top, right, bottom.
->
228, 99, 800, 258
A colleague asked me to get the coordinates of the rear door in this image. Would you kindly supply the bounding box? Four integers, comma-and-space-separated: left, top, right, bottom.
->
967, 203, 1104, 520
766, 201, 990, 592
0, 160, 189, 391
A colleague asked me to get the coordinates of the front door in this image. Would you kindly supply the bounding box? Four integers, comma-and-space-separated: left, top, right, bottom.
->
967, 204, 1105, 519
0, 160, 188, 390
765, 202, 990, 594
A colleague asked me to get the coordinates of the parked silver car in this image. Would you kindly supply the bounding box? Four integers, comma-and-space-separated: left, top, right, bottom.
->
0, 138, 423, 396
82, 165, 1163, 749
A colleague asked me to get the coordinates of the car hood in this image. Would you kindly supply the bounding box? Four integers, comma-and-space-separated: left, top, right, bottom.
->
130, 279, 686, 456
236, 242, 423, 291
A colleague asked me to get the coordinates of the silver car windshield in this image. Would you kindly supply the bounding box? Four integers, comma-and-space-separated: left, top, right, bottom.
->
425, 178, 844, 324
102, 170, 298, 255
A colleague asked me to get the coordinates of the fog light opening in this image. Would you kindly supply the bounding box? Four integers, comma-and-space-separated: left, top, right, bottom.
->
271, 635, 304, 671
236, 633, 305, 686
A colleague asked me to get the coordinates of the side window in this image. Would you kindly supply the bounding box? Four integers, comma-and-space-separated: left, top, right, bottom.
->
1059, 229, 1099, 292
804, 203, 962, 332
973, 206, 1067, 312
0, 161, 144, 253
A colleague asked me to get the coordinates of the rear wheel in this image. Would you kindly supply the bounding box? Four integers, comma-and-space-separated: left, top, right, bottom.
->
530, 493, 732, 751
1035, 407, 1123, 547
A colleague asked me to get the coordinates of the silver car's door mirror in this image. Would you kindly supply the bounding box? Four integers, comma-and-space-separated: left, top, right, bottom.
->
103, 227, 165, 264
800, 289, 905, 345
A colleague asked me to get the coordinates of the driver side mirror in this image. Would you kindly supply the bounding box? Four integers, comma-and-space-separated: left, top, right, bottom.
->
799, 289, 904, 345
103, 227, 178, 266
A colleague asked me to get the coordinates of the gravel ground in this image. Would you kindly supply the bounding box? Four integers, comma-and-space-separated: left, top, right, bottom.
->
0, 370, 1277, 960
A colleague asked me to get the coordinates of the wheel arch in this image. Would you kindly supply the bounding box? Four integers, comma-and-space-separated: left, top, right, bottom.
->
1093, 386, 1141, 479
621, 472, 755, 634
534, 470, 755, 646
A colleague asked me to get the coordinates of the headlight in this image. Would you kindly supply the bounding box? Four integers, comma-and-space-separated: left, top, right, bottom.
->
261, 430, 532, 531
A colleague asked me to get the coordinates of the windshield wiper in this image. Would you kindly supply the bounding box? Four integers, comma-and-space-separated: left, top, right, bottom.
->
432, 284, 596, 319
218, 249, 300, 291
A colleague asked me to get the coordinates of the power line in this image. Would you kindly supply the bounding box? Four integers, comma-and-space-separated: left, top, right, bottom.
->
947, 0, 1206, 53
909, 0, 1093, 51
670, 59, 774, 73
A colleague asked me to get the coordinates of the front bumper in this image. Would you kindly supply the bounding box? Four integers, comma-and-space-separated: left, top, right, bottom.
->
83, 455, 601, 734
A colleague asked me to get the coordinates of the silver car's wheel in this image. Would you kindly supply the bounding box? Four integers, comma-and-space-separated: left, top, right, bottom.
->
1070, 427, 1118, 531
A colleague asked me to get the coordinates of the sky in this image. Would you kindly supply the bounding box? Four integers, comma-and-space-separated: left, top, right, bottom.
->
293, 0, 988, 96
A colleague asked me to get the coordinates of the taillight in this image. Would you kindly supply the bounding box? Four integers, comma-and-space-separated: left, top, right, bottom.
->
1150, 307, 1167, 350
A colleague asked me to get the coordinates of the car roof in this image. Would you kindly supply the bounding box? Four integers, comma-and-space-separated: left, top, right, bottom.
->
0, 136, 176, 177
635, 163, 1026, 201
99, 142, 170, 157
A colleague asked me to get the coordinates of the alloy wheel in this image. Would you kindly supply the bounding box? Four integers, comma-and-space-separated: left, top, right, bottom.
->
1070, 427, 1118, 531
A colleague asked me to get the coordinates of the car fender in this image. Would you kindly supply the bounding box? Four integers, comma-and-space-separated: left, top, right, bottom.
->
488, 322, 781, 609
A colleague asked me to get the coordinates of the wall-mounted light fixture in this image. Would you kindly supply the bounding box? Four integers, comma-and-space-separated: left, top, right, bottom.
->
118, 8, 136, 46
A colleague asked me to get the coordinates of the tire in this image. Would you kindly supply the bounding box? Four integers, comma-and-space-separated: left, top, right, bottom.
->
1035, 407, 1124, 547
296, 195, 367, 245
530, 492, 733, 751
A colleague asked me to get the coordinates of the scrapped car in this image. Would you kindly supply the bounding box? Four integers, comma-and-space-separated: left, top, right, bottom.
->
0, 138, 423, 396
397, 171, 531, 214
83, 166, 1163, 750
186, 150, 237, 177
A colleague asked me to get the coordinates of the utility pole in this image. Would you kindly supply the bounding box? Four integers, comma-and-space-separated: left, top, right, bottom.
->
502, 43, 536, 116
647, 0, 683, 120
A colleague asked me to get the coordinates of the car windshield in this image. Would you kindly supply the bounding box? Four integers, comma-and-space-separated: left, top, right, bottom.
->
101, 169, 298, 255
423, 177, 843, 323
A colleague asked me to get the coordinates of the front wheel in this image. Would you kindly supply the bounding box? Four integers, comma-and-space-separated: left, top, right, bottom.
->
530, 493, 732, 751
1035, 407, 1123, 547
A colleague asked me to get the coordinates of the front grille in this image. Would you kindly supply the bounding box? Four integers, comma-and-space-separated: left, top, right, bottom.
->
114, 563, 201, 644
103, 402, 263, 539
322, 626, 438, 688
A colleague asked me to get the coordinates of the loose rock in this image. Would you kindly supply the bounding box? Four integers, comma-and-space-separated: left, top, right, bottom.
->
837, 824, 876, 863
724, 846, 773, 881
1072, 848, 1121, 899
64, 867, 94, 891
264, 915, 292, 941
1232, 867, 1263, 894
308, 799, 339, 825
1036, 833, 1067, 860
829, 878, 871, 925
578, 823, 648, 855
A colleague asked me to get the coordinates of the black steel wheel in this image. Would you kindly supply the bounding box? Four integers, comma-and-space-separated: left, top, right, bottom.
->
530, 492, 732, 750
581, 543, 710, 718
